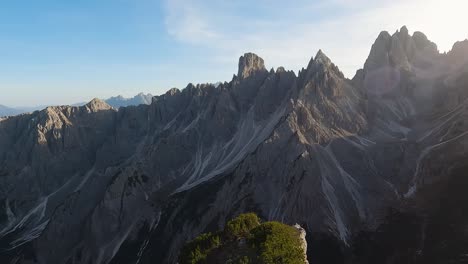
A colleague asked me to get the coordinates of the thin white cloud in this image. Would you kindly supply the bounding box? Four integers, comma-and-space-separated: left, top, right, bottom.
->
163, 0, 468, 78
164, 0, 220, 44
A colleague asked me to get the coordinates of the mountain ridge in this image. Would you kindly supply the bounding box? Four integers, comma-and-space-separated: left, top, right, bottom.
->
0, 93, 154, 118
1, 26, 468, 264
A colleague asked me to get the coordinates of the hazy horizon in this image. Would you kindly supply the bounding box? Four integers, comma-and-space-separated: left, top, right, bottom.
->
1, 0, 467, 107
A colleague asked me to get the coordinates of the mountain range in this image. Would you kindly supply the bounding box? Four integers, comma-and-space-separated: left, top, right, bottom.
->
0, 105, 45, 118
1, 26, 468, 264
0, 105, 20, 117
0, 93, 154, 117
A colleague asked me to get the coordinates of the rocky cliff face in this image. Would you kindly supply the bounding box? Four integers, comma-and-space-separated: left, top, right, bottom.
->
1, 27, 468, 264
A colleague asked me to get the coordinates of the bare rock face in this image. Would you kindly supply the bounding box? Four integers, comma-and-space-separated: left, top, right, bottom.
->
1, 27, 468, 264
85, 98, 113, 112
364, 26, 439, 73
238, 52, 267, 79
294, 224, 309, 264
447, 39, 468, 68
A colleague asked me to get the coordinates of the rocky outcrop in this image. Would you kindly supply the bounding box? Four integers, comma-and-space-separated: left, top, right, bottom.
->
363, 26, 439, 73
1, 27, 468, 264
294, 224, 309, 264
85, 98, 113, 112
238, 52, 267, 79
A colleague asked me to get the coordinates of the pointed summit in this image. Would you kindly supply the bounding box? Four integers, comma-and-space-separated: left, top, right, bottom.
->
314, 49, 332, 66
85, 98, 112, 112
377, 30, 391, 40
305, 49, 333, 71
400, 25, 409, 35
238, 52, 266, 79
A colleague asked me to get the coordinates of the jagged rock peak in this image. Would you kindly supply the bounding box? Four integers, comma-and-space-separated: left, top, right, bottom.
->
447, 39, 468, 65
399, 25, 409, 35
238, 52, 266, 79
85, 98, 112, 112
450, 39, 468, 56
303, 49, 343, 78
276, 66, 286, 73
314, 49, 332, 66
306, 49, 331, 70
392, 26, 410, 43
377, 30, 391, 40
412, 31, 435, 49
364, 26, 439, 72
166, 87, 181, 96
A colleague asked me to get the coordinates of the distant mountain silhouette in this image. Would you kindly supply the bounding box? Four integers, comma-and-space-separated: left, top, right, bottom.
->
0, 93, 154, 117
105, 92, 153, 108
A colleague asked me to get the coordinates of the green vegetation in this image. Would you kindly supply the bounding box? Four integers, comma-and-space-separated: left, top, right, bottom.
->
250, 222, 305, 264
179, 213, 306, 264
179, 232, 221, 264
224, 213, 261, 239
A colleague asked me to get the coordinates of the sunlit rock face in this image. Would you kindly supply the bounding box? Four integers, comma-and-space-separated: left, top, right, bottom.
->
238, 52, 267, 80
1, 27, 468, 264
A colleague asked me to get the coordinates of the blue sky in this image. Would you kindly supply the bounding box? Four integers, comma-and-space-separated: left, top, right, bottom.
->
0, 0, 467, 107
